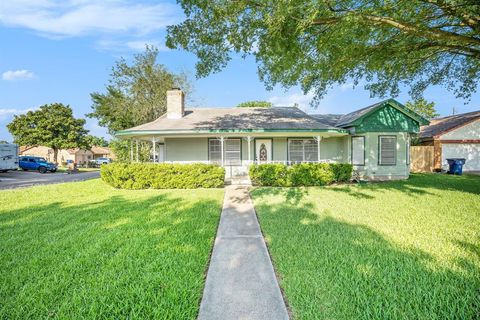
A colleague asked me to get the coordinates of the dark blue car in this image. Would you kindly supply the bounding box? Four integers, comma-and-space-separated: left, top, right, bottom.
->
19, 156, 57, 173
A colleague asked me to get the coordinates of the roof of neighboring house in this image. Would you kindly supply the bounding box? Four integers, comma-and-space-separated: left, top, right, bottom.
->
419, 110, 480, 139
118, 107, 343, 134
91, 146, 111, 155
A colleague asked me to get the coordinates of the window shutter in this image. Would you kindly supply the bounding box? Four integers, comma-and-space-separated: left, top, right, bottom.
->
379, 136, 396, 165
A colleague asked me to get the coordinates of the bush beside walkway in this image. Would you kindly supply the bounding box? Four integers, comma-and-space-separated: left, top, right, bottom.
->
249, 163, 352, 187
101, 163, 225, 189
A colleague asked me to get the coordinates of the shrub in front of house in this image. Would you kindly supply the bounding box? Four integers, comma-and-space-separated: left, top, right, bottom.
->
101, 163, 225, 189
249, 163, 353, 187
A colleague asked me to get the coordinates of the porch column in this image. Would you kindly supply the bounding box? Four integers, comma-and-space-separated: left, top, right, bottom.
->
220, 136, 225, 167
315, 136, 322, 162
152, 137, 156, 163
135, 139, 139, 162
130, 139, 134, 162
247, 136, 252, 164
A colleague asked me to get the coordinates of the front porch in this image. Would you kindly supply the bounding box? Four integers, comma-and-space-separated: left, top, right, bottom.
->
124, 133, 351, 179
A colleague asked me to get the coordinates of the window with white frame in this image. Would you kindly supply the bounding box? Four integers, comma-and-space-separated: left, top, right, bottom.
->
379, 136, 396, 165
208, 139, 222, 163
288, 139, 318, 163
224, 139, 241, 165
208, 139, 241, 165
351, 136, 365, 165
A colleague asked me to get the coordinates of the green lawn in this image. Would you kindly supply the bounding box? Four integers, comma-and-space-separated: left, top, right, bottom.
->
0, 179, 223, 319
251, 174, 480, 319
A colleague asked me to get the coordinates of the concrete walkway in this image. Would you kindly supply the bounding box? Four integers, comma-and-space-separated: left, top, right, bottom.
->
198, 185, 289, 320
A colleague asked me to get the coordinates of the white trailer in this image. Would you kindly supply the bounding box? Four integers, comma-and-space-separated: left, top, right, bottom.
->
0, 143, 19, 172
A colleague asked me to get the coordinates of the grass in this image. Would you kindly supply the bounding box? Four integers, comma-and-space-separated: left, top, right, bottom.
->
251, 173, 480, 319
0, 179, 224, 319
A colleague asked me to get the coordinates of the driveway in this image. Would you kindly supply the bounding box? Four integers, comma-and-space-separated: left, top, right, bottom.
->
0, 170, 100, 190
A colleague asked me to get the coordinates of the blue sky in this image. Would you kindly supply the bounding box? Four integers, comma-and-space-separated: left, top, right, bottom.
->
1, 0, 479, 142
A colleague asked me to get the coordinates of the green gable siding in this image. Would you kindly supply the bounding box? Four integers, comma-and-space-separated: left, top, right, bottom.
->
354, 105, 420, 133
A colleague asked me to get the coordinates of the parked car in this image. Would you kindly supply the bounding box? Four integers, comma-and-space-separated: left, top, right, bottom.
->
91, 157, 112, 166
19, 156, 57, 173
0, 143, 19, 172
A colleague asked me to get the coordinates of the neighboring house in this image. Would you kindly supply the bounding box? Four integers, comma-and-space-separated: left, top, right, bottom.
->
19, 146, 96, 165
116, 89, 428, 180
419, 111, 480, 171
19, 146, 55, 162
91, 146, 115, 160
58, 149, 94, 166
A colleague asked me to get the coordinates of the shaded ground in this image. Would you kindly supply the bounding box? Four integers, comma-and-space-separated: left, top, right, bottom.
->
0, 179, 224, 319
251, 174, 480, 319
0, 170, 100, 189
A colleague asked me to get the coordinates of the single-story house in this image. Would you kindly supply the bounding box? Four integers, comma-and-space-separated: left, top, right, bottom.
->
20, 146, 96, 165
419, 110, 480, 171
116, 89, 428, 180
91, 146, 115, 160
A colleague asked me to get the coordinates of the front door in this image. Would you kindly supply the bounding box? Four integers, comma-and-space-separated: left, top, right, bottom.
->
255, 139, 272, 163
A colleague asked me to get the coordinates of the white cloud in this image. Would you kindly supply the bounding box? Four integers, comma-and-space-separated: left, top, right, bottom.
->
0, 107, 36, 120
96, 39, 170, 52
269, 91, 315, 111
0, 0, 180, 38
2, 70, 35, 81
268, 90, 340, 114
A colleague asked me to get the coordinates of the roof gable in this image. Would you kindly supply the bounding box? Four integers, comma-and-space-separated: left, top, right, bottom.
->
353, 104, 422, 133
337, 99, 429, 128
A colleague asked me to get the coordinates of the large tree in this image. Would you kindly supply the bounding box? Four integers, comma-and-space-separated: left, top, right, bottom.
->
167, 0, 480, 104
88, 45, 192, 134
7, 103, 89, 163
405, 98, 440, 119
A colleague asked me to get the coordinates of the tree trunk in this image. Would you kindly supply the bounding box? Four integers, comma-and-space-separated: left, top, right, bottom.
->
53, 148, 58, 164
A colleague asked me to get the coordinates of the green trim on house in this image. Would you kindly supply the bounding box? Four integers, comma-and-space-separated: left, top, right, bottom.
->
343, 99, 429, 128
352, 104, 422, 134
115, 128, 350, 136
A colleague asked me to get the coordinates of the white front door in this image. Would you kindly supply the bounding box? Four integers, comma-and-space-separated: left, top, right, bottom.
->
255, 139, 272, 163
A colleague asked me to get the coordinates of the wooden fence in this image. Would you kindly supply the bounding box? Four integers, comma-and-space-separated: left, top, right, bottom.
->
410, 146, 434, 172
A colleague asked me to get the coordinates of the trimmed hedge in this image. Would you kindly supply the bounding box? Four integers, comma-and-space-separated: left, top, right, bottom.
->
101, 163, 225, 189
249, 163, 353, 187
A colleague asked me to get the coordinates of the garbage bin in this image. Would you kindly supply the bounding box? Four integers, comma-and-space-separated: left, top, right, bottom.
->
446, 158, 466, 175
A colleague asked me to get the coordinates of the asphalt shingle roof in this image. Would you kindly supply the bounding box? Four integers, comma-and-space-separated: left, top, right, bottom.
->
419, 110, 480, 139
122, 107, 340, 132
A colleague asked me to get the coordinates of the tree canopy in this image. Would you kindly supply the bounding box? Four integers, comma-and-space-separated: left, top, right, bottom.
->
88, 46, 192, 134
7, 103, 89, 162
405, 98, 440, 119
86, 135, 109, 147
237, 100, 273, 108
167, 0, 480, 104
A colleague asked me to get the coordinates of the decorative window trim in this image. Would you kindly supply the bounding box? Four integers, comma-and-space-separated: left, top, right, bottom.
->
351, 136, 365, 166
378, 135, 397, 166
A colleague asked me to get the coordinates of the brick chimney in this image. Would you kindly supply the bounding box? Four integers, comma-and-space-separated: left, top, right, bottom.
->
166, 88, 185, 119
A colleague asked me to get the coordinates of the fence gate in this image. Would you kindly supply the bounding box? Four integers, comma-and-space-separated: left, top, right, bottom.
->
410, 146, 434, 172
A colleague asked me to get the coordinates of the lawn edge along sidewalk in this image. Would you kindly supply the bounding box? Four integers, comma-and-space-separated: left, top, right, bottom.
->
198, 185, 289, 320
